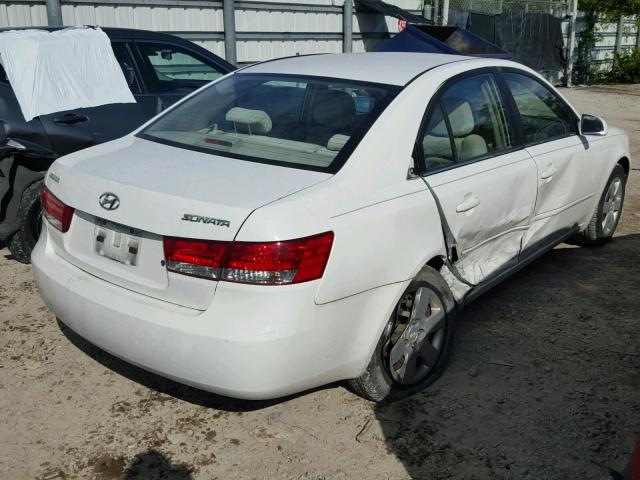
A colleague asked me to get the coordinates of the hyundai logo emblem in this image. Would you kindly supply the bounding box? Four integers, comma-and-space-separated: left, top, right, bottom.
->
99, 192, 120, 211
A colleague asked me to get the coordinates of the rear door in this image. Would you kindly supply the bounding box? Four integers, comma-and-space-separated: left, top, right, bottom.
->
132, 41, 228, 110
417, 70, 538, 289
38, 41, 160, 156
500, 70, 604, 251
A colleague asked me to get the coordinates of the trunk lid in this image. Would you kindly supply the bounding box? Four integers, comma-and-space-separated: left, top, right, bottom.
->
47, 136, 330, 309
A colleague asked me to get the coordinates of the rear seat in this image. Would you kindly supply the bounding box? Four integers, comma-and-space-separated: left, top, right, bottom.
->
423, 101, 488, 164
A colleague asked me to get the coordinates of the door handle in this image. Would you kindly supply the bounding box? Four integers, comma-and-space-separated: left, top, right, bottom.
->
540, 164, 557, 180
456, 194, 480, 213
53, 113, 89, 125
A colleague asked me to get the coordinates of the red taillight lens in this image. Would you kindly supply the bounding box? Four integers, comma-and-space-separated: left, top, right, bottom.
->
41, 185, 74, 233
163, 232, 334, 285
163, 237, 229, 280
223, 232, 334, 285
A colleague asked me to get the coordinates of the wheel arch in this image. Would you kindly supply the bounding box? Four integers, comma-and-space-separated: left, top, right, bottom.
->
0, 156, 49, 241
426, 255, 445, 273
617, 156, 630, 176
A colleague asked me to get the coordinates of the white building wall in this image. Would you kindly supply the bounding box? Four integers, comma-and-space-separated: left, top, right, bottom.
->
0, 0, 417, 64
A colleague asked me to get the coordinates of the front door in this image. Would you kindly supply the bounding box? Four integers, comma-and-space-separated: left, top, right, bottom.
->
38, 41, 160, 156
501, 71, 604, 251
417, 71, 538, 298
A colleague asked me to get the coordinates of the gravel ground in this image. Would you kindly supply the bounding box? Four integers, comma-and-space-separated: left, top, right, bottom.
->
0, 86, 639, 480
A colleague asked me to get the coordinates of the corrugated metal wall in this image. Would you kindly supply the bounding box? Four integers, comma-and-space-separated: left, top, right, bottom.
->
0, 0, 417, 63
1, 0, 637, 76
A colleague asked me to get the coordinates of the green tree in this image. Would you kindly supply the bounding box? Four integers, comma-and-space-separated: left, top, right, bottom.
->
578, 0, 640, 21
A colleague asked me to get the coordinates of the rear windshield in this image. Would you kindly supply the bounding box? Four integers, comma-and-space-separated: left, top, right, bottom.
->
137, 73, 400, 172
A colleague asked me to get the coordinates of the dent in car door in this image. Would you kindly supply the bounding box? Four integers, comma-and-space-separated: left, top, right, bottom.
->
417, 72, 538, 300
502, 72, 604, 250
38, 42, 161, 156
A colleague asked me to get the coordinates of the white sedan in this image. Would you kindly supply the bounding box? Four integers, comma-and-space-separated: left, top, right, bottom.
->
32, 52, 629, 401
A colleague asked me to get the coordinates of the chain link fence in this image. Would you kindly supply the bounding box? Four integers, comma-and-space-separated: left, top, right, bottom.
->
426, 0, 569, 83
429, 0, 639, 84
447, 0, 568, 16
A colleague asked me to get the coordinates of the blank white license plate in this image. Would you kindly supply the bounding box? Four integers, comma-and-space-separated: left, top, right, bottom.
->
94, 218, 141, 266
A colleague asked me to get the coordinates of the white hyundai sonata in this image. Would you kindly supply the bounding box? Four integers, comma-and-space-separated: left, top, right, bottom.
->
32, 52, 629, 401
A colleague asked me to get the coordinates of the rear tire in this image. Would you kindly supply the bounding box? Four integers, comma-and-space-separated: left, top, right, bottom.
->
8, 180, 44, 263
347, 265, 457, 403
571, 164, 626, 247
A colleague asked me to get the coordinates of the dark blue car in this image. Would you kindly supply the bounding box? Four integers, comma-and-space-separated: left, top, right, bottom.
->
0, 27, 235, 262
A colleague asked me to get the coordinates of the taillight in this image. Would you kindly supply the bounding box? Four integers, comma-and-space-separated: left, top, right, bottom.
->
163, 232, 334, 285
163, 238, 229, 280
41, 185, 74, 233
223, 232, 334, 285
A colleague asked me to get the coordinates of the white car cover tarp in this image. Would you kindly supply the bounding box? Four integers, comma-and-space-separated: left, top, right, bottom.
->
0, 27, 135, 121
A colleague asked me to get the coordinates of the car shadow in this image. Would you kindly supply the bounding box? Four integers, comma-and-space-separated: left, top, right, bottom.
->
374, 233, 640, 479
57, 319, 339, 412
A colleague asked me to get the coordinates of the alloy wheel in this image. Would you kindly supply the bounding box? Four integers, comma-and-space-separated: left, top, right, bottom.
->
383, 286, 446, 386
602, 177, 623, 236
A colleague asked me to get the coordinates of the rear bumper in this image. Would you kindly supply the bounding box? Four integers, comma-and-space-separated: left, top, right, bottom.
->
32, 228, 403, 400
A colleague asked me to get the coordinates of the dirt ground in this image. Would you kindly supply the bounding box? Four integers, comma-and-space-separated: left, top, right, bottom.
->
1, 85, 639, 480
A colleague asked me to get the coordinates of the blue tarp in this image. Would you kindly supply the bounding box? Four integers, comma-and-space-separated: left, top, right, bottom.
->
377, 25, 511, 60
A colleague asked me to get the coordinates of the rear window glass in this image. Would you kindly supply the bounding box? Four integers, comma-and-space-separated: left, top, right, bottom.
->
137, 73, 399, 172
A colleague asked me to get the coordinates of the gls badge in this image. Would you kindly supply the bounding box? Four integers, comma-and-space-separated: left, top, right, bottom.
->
182, 214, 231, 228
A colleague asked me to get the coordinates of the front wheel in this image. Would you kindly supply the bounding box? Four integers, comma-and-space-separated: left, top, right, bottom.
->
347, 265, 457, 402
9, 180, 44, 263
572, 164, 626, 247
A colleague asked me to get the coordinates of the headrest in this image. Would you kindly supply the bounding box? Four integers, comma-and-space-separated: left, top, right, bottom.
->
225, 107, 272, 134
431, 101, 475, 138
327, 134, 350, 151
312, 90, 356, 128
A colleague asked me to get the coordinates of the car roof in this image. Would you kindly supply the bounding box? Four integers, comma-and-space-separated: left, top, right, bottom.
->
241, 52, 477, 86
0, 26, 236, 71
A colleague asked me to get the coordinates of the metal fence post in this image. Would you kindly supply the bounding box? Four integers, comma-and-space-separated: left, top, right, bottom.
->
223, 0, 237, 65
423, 4, 433, 22
46, 0, 63, 26
343, 0, 353, 53
565, 0, 578, 86
433, 0, 440, 24
441, 0, 449, 25
614, 15, 624, 54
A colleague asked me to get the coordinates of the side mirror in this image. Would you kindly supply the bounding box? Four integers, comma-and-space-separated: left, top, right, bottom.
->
580, 114, 608, 136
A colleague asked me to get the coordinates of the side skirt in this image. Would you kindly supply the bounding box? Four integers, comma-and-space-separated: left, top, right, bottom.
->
461, 225, 580, 307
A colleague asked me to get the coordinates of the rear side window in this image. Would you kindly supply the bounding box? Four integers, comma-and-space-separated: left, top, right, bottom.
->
503, 72, 577, 144
138, 73, 399, 172
419, 72, 513, 172
420, 104, 454, 170
0, 64, 7, 84
137, 42, 226, 94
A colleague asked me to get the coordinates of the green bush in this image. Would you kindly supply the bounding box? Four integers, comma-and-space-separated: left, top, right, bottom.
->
593, 48, 640, 84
